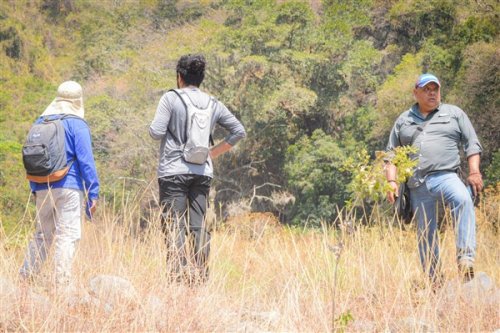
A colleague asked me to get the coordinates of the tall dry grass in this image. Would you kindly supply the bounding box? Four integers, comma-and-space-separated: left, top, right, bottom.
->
0, 189, 499, 332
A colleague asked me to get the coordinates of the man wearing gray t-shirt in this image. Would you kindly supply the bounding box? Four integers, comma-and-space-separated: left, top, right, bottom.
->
150, 54, 246, 283
385, 74, 483, 286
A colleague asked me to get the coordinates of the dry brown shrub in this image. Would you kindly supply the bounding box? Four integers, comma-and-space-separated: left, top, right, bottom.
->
1, 189, 498, 332
224, 212, 282, 240
477, 182, 500, 231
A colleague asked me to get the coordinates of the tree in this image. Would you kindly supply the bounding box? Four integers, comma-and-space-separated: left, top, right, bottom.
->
285, 130, 350, 225
448, 42, 500, 172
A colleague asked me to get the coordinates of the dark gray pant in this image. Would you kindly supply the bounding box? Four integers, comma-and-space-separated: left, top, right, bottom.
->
159, 174, 211, 281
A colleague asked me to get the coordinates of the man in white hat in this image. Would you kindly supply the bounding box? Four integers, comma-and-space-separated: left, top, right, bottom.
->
385, 74, 483, 287
20, 81, 100, 290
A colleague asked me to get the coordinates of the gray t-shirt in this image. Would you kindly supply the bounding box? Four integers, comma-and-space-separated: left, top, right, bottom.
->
386, 103, 482, 188
149, 87, 246, 178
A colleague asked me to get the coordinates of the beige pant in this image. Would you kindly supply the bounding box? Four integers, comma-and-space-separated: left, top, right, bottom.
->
20, 188, 83, 286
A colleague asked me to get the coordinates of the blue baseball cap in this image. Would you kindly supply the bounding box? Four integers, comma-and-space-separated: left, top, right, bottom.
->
415, 74, 440, 88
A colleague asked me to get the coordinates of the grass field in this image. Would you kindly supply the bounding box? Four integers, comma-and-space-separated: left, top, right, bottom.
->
0, 190, 498, 332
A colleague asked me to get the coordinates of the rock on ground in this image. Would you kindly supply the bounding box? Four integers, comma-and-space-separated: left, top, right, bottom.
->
443, 271, 499, 306
391, 317, 436, 332
349, 319, 376, 332
0, 277, 52, 330
89, 275, 138, 307
144, 294, 167, 330
0, 277, 21, 329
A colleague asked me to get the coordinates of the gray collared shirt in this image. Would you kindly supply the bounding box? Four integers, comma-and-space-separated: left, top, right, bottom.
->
386, 103, 482, 188
149, 87, 246, 178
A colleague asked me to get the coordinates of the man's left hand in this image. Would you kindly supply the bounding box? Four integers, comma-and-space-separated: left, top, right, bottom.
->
209, 141, 233, 160
467, 173, 483, 196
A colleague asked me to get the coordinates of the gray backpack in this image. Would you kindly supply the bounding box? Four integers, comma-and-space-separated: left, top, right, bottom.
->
22, 114, 76, 183
171, 89, 215, 165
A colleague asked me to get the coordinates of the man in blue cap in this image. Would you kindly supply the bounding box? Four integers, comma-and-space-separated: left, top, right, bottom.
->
384, 74, 483, 286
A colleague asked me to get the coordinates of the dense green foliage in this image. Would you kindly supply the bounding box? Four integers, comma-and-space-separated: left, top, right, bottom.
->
0, 0, 498, 230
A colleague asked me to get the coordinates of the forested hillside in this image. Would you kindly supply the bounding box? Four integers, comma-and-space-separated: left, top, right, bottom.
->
0, 0, 498, 230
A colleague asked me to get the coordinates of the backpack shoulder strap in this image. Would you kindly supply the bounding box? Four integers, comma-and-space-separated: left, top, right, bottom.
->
207, 97, 215, 146
60, 114, 88, 126
410, 122, 427, 145
170, 89, 214, 110
169, 89, 190, 141
410, 110, 439, 145
56, 114, 85, 165
168, 89, 189, 109
41, 114, 88, 126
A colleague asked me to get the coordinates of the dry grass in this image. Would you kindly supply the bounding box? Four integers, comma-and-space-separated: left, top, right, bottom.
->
0, 192, 499, 332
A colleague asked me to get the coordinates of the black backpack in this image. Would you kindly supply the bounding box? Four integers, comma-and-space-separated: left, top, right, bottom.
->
22, 114, 79, 183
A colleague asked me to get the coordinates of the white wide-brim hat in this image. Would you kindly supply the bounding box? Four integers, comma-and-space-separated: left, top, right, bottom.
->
42, 81, 85, 118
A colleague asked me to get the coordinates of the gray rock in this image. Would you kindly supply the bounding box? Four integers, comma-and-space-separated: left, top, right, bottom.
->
465, 271, 495, 290
89, 275, 138, 307
392, 317, 436, 332
0, 277, 20, 305
145, 294, 164, 313
226, 310, 282, 332
100, 299, 114, 313
232, 320, 266, 332
70, 294, 113, 314
350, 319, 376, 332
247, 310, 280, 328
144, 294, 167, 330
462, 271, 495, 300
66, 291, 99, 311
0, 278, 52, 330
443, 272, 499, 306
24, 291, 52, 317
0, 277, 19, 297
485, 289, 500, 307
0, 277, 21, 329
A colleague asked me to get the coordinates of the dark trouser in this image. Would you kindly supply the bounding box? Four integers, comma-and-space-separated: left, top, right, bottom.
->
159, 174, 212, 282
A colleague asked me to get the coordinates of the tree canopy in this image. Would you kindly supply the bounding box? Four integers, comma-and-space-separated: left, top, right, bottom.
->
0, 0, 498, 229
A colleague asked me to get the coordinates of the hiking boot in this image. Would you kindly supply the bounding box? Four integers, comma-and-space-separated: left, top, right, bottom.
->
458, 258, 475, 283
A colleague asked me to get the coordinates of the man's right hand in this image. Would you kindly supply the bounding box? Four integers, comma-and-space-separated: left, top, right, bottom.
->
385, 163, 398, 204
387, 181, 399, 204
89, 200, 98, 216
467, 173, 483, 197
86, 199, 98, 221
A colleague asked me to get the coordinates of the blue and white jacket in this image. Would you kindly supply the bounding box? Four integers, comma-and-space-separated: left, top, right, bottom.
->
29, 114, 100, 201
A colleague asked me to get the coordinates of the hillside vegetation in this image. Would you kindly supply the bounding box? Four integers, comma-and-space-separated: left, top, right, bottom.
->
0, 0, 499, 228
